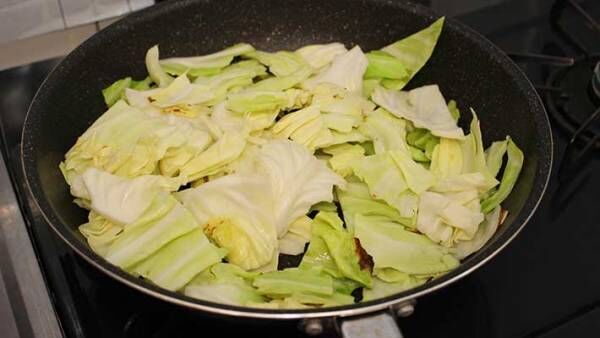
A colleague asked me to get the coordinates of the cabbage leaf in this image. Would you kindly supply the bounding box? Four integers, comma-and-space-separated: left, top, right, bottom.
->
296, 43, 348, 69
372, 85, 464, 139
303, 46, 368, 94
380, 17, 444, 89
131, 228, 226, 291
185, 263, 266, 306
354, 213, 459, 275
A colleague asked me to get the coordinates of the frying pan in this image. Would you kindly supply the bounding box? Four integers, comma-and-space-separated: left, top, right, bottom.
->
21, 0, 552, 336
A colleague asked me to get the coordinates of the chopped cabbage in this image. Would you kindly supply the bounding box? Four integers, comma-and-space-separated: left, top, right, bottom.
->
364, 51, 408, 80
381, 17, 444, 89
63, 17, 526, 309
308, 212, 372, 287
131, 228, 226, 291
372, 85, 465, 139
176, 174, 278, 270
296, 43, 348, 69
72, 168, 182, 224
160, 43, 254, 77
102, 77, 132, 107
337, 181, 414, 232
481, 138, 523, 213
278, 216, 312, 255
354, 214, 459, 274
185, 263, 266, 306
303, 46, 368, 94
453, 206, 502, 259
145, 45, 173, 87
245, 50, 307, 77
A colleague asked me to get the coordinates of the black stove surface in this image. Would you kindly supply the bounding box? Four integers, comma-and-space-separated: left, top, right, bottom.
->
1, 1, 599, 337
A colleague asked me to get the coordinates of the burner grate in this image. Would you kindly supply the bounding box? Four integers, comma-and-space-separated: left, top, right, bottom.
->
508, 0, 599, 181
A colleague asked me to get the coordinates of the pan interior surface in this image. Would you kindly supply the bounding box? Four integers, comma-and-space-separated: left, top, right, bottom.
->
21, 0, 551, 318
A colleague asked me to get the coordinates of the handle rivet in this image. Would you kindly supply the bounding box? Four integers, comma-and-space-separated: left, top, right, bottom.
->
301, 318, 324, 336
395, 303, 415, 318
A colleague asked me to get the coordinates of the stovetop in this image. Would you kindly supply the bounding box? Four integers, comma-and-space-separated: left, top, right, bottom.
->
0, 1, 599, 337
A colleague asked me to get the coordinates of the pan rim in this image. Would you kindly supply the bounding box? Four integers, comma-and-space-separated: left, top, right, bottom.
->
19, 0, 553, 320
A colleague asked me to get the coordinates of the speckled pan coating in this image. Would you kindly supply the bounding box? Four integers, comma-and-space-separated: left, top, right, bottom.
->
21, 0, 552, 319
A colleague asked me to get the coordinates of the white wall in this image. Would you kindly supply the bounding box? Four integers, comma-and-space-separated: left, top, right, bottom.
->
0, 0, 153, 44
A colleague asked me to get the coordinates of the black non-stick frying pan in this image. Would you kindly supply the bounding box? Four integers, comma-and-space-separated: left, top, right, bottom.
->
21, 0, 552, 336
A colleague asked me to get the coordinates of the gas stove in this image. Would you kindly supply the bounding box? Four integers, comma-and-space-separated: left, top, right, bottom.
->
0, 1, 599, 337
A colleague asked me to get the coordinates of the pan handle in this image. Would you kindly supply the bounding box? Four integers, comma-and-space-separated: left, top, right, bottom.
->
338, 311, 404, 338
300, 301, 415, 337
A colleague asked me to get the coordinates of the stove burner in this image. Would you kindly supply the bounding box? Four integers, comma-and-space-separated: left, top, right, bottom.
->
544, 54, 600, 149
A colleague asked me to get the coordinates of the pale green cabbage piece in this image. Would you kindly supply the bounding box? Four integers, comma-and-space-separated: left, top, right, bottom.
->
362, 78, 380, 97
72, 168, 182, 225
485, 139, 509, 178
303, 46, 368, 94
272, 106, 324, 147
330, 129, 369, 145
278, 216, 313, 255
299, 232, 340, 277
160, 43, 254, 77
137, 59, 267, 110
309, 201, 338, 213
406, 128, 439, 154
81, 200, 222, 292
148, 73, 217, 108
226, 90, 290, 114
381, 17, 444, 89
299, 212, 371, 289
253, 263, 357, 307
185, 263, 266, 306
310, 212, 372, 287
337, 181, 414, 232
389, 150, 436, 194
102, 77, 132, 107
354, 213, 459, 274
225, 89, 303, 131
319, 94, 374, 133
99, 193, 198, 269
364, 50, 408, 80
447, 99, 461, 122
464, 110, 500, 193
179, 131, 247, 182
481, 138, 523, 213
176, 174, 277, 270
358, 108, 409, 154
250, 66, 313, 91
253, 267, 334, 296
427, 112, 499, 198
131, 228, 226, 291
321, 143, 365, 177
416, 191, 484, 245
249, 140, 345, 236
295, 43, 348, 69
79, 212, 123, 256
145, 45, 173, 87
59, 100, 213, 186
351, 153, 418, 218
430, 137, 463, 178
453, 206, 502, 259
245, 50, 307, 76
408, 145, 429, 162
372, 85, 464, 139
272, 84, 374, 150
191, 60, 267, 105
